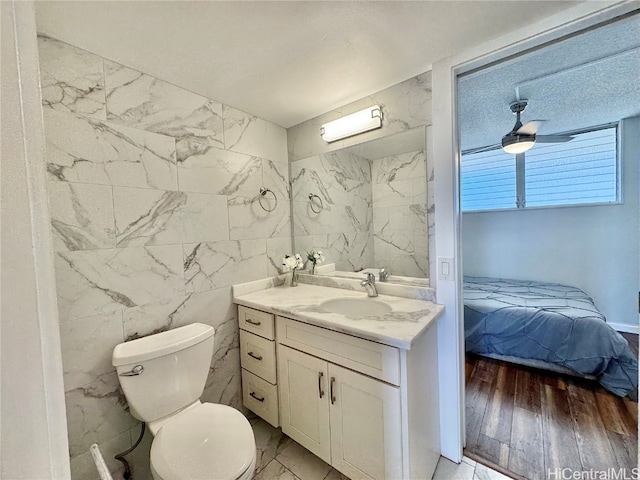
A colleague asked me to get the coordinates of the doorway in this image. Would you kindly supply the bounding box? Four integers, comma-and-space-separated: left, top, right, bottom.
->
457, 13, 640, 478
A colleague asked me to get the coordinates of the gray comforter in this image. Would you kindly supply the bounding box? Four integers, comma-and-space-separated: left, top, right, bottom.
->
464, 276, 638, 397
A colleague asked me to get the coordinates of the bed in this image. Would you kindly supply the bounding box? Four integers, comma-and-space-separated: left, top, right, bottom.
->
464, 276, 638, 398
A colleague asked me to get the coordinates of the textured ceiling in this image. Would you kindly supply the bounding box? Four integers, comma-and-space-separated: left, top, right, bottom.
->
35, 1, 581, 128
459, 14, 640, 151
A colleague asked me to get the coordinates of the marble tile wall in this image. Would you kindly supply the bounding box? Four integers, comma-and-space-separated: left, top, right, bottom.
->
37, 35, 290, 479
371, 150, 429, 277
292, 149, 429, 278
287, 73, 435, 282
287, 72, 432, 162
291, 151, 374, 272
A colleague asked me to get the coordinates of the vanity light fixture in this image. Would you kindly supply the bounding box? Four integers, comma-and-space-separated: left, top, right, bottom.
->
320, 105, 383, 143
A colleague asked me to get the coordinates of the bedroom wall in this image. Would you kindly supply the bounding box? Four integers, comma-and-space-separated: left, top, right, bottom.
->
462, 116, 640, 333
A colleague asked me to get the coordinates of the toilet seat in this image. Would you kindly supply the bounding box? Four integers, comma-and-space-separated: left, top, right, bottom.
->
150, 403, 256, 480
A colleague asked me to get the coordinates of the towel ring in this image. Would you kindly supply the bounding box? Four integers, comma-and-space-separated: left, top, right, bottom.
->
309, 193, 323, 214
258, 187, 277, 212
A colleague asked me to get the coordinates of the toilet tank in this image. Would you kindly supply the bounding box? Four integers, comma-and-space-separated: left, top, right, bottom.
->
112, 323, 214, 423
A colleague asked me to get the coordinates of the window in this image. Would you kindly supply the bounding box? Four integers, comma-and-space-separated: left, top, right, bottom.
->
460, 149, 516, 211
461, 124, 619, 212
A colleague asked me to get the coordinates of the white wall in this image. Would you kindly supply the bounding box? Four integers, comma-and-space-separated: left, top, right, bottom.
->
462, 117, 639, 332
1, 1, 71, 478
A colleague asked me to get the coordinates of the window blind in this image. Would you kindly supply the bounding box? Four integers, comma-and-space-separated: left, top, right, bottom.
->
524, 127, 618, 207
461, 124, 618, 212
461, 149, 516, 211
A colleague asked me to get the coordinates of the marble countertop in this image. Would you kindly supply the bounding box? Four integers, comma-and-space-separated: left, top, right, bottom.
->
233, 281, 444, 350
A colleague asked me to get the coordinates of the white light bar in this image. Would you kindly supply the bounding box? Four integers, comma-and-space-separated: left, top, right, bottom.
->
320, 106, 383, 143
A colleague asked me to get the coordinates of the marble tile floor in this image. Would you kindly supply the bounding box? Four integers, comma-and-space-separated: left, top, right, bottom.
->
250, 417, 513, 480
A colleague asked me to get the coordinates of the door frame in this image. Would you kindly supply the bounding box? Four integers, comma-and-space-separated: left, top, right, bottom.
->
431, 0, 639, 462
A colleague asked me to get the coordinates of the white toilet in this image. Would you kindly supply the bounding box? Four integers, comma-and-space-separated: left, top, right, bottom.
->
112, 323, 256, 480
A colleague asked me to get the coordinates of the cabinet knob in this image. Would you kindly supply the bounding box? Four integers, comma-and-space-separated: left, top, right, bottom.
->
246, 318, 262, 326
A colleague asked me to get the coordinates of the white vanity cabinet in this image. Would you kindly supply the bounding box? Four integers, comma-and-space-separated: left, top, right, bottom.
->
235, 288, 441, 480
276, 315, 434, 480
278, 344, 402, 480
238, 306, 279, 427
278, 345, 331, 461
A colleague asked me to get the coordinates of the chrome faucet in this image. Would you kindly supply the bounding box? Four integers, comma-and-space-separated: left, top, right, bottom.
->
361, 272, 378, 297
379, 267, 390, 283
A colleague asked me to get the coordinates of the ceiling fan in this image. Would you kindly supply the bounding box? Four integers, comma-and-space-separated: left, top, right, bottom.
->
466, 100, 574, 155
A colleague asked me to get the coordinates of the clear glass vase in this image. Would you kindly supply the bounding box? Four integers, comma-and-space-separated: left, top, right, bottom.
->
290, 268, 299, 287
309, 263, 315, 275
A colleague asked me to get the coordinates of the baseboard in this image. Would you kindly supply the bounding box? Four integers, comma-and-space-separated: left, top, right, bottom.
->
609, 322, 639, 334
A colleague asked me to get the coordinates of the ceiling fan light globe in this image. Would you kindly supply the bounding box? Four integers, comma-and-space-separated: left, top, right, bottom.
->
502, 134, 535, 154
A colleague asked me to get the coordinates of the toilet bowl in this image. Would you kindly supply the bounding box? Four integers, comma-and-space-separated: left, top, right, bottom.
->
150, 402, 256, 480
112, 323, 256, 480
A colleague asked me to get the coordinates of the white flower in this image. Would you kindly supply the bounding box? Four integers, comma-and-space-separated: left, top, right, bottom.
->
307, 249, 325, 265
283, 253, 304, 271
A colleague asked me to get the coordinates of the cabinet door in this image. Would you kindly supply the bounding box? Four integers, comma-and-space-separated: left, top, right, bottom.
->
329, 364, 403, 480
278, 345, 331, 463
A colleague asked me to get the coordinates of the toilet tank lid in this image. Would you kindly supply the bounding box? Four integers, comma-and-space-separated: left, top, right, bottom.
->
112, 323, 214, 367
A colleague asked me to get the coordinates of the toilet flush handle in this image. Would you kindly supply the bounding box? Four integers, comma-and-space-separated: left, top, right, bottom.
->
119, 365, 144, 376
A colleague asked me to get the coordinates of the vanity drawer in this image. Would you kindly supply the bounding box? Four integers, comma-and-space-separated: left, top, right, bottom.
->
240, 330, 276, 384
238, 305, 274, 340
242, 369, 279, 428
276, 316, 400, 386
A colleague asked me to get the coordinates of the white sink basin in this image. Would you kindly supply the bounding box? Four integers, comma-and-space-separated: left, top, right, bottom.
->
320, 297, 392, 317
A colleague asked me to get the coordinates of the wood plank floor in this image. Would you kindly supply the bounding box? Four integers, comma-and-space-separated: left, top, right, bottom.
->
465, 334, 638, 479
